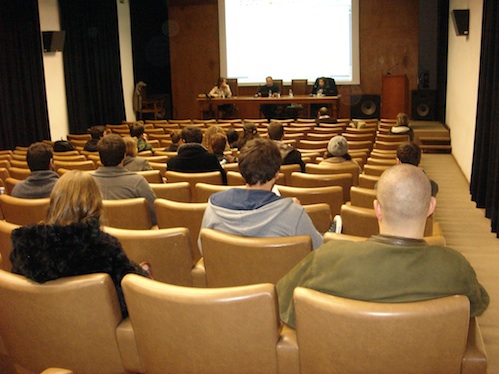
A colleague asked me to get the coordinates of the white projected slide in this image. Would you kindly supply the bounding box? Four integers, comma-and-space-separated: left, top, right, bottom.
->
219, 0, 359, 85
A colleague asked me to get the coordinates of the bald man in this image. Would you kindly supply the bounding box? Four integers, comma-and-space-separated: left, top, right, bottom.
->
276, 164, 489, 328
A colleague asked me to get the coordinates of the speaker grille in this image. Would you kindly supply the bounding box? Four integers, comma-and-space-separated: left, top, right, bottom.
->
350, 95, 380, 119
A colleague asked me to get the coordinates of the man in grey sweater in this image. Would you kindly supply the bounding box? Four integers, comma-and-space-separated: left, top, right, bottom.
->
91, 134, 157, 225
11, 142, 59, 199
199, 138, 323, 252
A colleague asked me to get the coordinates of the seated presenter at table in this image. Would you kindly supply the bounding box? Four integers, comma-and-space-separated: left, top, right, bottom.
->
256, 76, 280, 121
208, 77, 234, 118
310, 77, 337, 115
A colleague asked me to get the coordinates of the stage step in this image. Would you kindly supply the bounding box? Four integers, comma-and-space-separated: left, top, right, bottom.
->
419, 136, 452, 153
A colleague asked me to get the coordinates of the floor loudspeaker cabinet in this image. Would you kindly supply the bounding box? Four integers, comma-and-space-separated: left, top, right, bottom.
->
412, 90, 436, 121
350, 95, 380, 119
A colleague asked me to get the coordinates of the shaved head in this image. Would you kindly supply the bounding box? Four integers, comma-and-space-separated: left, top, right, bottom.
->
376, 164, 433, 231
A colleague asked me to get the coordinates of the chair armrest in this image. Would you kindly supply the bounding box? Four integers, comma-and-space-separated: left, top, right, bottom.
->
191, 258, 207, 287
461, 317, 487, 374
276, 324, 299, 374
116, 318, 145, 373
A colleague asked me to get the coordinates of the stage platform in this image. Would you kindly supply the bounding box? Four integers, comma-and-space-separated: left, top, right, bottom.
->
411, 121, 451, 153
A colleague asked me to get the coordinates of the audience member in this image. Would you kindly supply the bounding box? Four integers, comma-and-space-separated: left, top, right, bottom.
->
390, 112, 414, 141
202, 125, 230, 153
256, 76, 280, 120
226, 128, 240, 148
11, 142, 59, 199
122, 136, 153, 172
315, 107, 337, 125
164, 130, 181, 152
397, 141, 439, 196
276, 164, 489, 328
200, 138, 323, 250
210, 133, 234, 165
237, 122, 260, 150
84, 125, 106, 152
319, 135, 362, 172
92, 134, 157, 225
166, 126, 227, 184
268, 122, 305, 172
130, 122, 153, 153
9, 170, 149, 318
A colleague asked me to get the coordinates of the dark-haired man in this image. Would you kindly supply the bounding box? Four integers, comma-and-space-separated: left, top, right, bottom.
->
268, 122, 305, 172
199, 138, 323, 251
91, 134, 157, 225
11, 142, 59, 199
130, 122, 153, 153
166, 126, 227, 184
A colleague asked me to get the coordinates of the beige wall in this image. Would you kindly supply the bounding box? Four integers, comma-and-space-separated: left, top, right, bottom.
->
39, 0, 135, 139
446, 0, 483, 181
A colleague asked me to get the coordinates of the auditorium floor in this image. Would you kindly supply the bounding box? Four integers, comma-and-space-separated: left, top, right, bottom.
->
422, 153, 499, 373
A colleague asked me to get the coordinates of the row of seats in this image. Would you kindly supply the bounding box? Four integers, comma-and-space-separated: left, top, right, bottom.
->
0, 267, 487, 373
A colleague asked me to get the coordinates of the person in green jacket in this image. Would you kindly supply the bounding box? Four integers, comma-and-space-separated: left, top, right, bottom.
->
276, 164, 489, 328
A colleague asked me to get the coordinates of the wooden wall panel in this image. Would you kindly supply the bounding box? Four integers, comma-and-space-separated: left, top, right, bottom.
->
168, 0, 419, 120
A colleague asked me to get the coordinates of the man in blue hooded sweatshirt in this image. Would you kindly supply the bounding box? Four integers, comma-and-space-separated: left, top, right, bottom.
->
199, 138, 323, 252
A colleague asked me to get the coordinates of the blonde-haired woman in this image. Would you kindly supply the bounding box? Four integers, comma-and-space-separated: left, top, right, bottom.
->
122, 136, 152, 171
390, 112, 414, 141
10, 170, 149, 317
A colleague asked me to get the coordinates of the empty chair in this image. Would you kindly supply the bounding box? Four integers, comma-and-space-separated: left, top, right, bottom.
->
53, 160, 95, 173
293, 288, 485, 373
7, 167, 31, 180
277, 185, 342, 217
358, 173, 380, 189
306, 162, 360, 186
289, 172, 352, 202
52, 154, 87, 161
298, 140, 330, 150
103, 227, 202, 286
376, 133, 409, 142
364, 164, 391, 176
136, 169, 164, 183
164, 170, 223, 202
200, 228, 312, 287
366, 157, 397, 166
102, 198, 153, 230
279, 163, 303, 183
9, 159, 29, 168
349, 186, 377, 208
0, 220, 21, 271
373, 140, 404, 151
0, 194, 50, 225
340, 203, 379, 237
194, 183, 242, 203
149, 182, 191, 202
0, 271, 127, 373
226, 170, 246, 185
303, 203, 332, 234
4, 177, 21, 195
154, 199, 207, 263
341, 132, 375, 143
345, 140, 374, 152
122, 275, 280, 374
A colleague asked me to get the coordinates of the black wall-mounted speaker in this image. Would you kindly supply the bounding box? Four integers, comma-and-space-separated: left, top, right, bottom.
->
452, 9, 469, 36
42, 31, 66, 52
412, 90, 436, 121
350, 95, 380, 119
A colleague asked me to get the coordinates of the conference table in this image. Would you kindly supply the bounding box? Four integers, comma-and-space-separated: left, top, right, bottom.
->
196, 95, 340, 120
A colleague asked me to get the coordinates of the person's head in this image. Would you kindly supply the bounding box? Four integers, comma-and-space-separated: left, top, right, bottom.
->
396, 112, 409, 127
123, 136, 138, 157
181, 126, 203, 144
327, 135, 349, 158
170, 130, 181, 145
210, 133, 227, 156
45, 170, 103, 225
239, 138, 282, 186
97, 134, 126, 166
268, 122, 284, 141
26, 142, 53, 172
226, 128, 239, 146
318, 78, 325, 87
88, 125, 105, 140
374, 164, 436, 238
203, 125, 226, 151
318, 107, 329, 117
129, 122, 145, 138
217, 77, 227, 88
397, 141, 421, 166
266, 76, 273, 86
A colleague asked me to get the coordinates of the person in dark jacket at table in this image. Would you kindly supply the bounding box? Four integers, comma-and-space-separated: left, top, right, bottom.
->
166, 126, 227, 184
